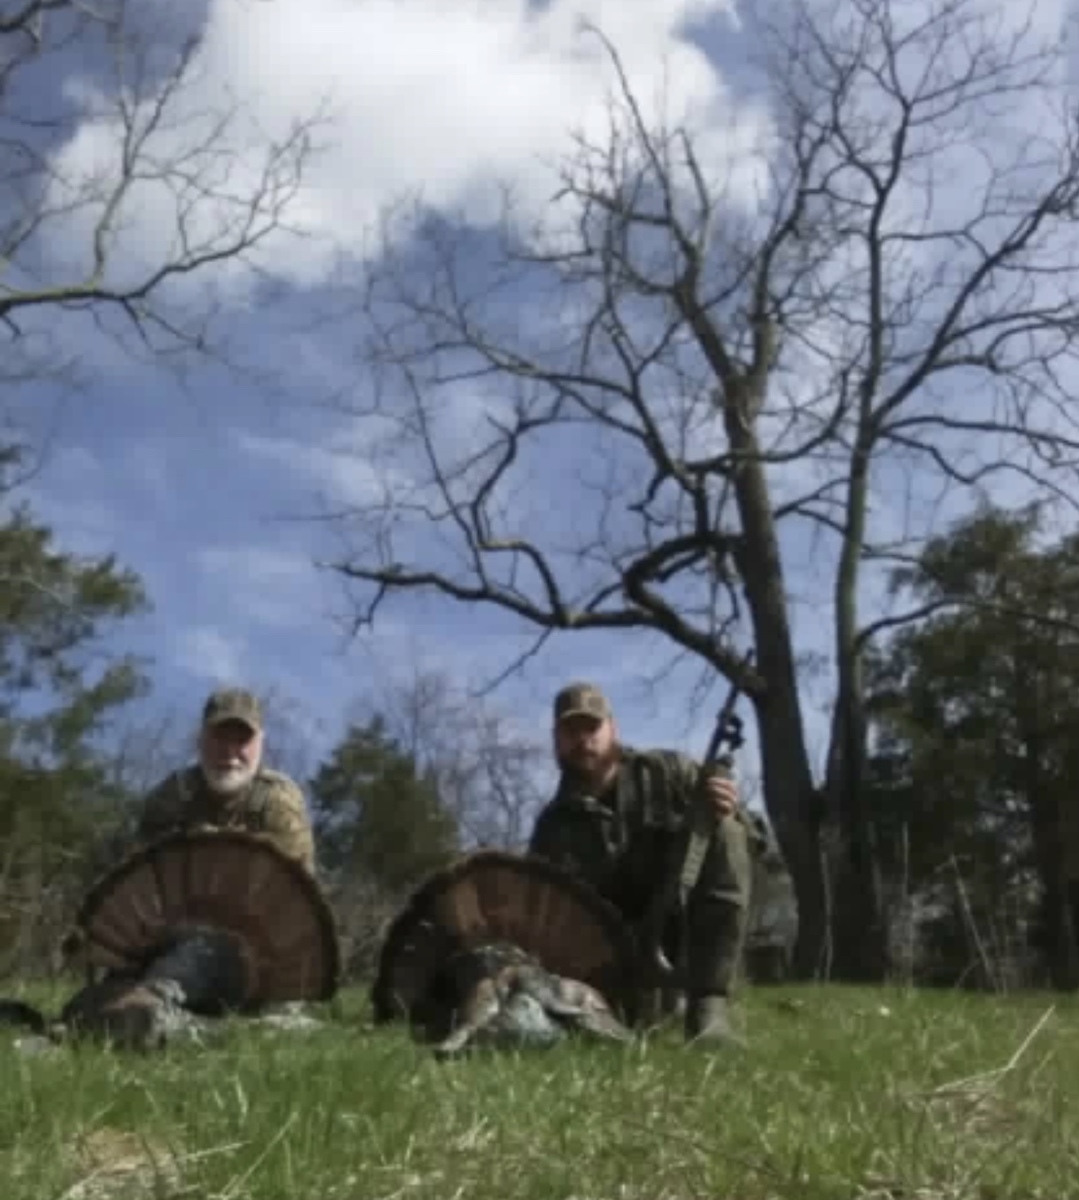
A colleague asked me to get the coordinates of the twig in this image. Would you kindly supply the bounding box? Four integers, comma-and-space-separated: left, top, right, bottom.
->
923, 1004, 1056, 1099
949, 855, 998, 992
218, 1110, 297, 1200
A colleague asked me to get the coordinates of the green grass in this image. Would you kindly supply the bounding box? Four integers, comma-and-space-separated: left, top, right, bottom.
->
1, 982, 1076, 1199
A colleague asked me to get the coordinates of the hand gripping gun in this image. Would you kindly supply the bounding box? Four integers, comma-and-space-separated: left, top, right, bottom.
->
638, 659, 750, 986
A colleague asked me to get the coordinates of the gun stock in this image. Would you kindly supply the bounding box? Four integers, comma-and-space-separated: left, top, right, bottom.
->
637, 657, 751, 987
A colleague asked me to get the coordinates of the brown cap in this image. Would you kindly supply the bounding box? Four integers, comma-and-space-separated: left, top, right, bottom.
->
202, 687, 263, 733
553, 681, 612, 724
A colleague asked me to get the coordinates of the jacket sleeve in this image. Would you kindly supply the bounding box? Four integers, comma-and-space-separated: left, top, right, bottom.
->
648, 750, 702, 821
260, 778, 317, 876
649, 748, 750, 827
666, 751, 703, 800
661, 750, 758, 848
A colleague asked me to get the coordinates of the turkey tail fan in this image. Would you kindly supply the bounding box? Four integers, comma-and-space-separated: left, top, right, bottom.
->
371, 850, 639, 1031
74, 830, 341, 1010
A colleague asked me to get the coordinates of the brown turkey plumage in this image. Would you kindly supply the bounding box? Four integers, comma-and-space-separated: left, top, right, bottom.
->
371, 850, 639, 1054
0, 829, 341, 1050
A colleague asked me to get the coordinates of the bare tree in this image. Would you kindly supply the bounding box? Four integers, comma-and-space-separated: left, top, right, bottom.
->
325, 0, 1079, 979
102, 705, 188, 796
256, 685, 333, 789
0, 0, 318, 386
349, 665, 550, 851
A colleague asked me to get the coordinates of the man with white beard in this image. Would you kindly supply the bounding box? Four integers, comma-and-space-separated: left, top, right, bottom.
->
136, 687, 316, 875
26, 688, 325, 1049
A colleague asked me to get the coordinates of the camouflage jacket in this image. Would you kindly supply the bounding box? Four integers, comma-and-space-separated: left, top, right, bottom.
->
136, 765, 317, 876
528, 746, 757, 919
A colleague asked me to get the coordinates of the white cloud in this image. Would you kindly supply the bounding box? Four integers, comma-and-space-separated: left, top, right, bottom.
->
200, 0, 751, 228
39, 0, 765, 292
196, 544, 323, 627
233, 430, 404, 510
171, 625, 248, 684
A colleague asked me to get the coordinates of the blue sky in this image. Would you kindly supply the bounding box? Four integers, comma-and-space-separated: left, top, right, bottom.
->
5, 0, 1078, 811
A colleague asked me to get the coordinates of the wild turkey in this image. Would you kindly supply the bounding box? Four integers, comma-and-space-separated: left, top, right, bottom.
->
371, 850, 639, 1055
0, 829, 341, 1049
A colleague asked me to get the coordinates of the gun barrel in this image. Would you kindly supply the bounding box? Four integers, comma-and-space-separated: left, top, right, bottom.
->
635, 657, 752, 994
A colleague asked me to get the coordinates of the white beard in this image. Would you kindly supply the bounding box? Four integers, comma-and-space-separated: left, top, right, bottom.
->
200, 757, 259, 796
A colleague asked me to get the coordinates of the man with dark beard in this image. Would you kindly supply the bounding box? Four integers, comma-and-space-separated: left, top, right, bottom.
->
136, 687, 316, 875
528, 682, 753, 1047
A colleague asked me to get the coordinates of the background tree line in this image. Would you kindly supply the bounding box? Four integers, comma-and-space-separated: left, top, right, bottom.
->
0, 435, 798, 983
0, 441, 1074, 993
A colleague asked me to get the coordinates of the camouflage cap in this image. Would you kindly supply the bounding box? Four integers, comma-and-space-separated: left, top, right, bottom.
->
553, 681, 612, 724
202, 687, 263, 733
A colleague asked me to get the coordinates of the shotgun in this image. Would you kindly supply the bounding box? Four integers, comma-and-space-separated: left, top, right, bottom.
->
638, 657, 750, 984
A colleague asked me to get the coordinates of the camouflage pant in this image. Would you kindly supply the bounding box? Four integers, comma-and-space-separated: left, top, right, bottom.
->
611, 816, 753, 1002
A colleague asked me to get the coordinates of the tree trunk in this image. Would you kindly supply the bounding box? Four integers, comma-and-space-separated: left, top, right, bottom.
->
1027, 766, 1079, 989
1020, 664, 1078, 990
825, 440, 888, 982
827, 814, 888, 980
825, 697, 888, 982
753, 686, 829, 979
730, 432, 829, 978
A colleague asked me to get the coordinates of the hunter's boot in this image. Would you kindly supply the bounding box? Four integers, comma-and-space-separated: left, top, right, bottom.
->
683, 898, 749, 1048
685, 993, 742, 1046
